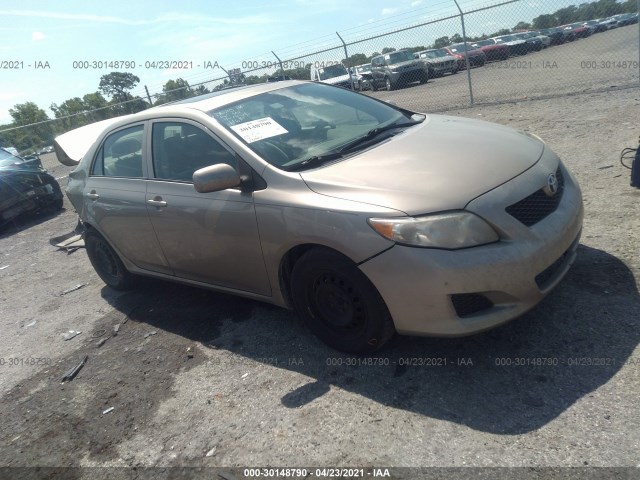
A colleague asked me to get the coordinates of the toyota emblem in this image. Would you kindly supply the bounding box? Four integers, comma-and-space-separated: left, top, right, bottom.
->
543, 173, 559, 197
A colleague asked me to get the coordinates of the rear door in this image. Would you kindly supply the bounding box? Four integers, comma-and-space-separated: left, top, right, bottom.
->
84, 123, 172, 274
144, 118, 271, 295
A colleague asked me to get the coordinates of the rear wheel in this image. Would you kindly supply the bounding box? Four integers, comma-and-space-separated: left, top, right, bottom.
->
290, 249, 395, 353
85, 230, 136, 290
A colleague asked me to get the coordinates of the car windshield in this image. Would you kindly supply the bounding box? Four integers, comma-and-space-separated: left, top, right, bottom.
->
318, 64, 348, 80
497, 35, 517, 42
385, 50, 414, 64
473, 39, 494, 46
0, 149, 19, 167
355, 64, 371, 73
210, 83, 417, 171
420, 50, 448, 59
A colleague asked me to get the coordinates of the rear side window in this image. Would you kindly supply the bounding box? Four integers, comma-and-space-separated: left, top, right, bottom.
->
92, 125, 144, 178
151, 122, 237, 182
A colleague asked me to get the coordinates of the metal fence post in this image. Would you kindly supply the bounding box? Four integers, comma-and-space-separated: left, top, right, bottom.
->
336, 32, 356, 89
271, 51, 285, 80
144, 86, 153, 106
453, 0, 474, 105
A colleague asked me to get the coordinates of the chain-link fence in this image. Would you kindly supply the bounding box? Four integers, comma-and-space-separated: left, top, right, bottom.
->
1, 0, 638, 152
230, 0, 639, 112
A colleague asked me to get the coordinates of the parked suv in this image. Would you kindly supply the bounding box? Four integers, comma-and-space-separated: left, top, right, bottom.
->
370, 50, 429, 91
444, 43, 487, 68
414, 49, 458, 76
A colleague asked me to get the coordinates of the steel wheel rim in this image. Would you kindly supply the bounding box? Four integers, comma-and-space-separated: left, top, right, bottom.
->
310, 272, 365, 332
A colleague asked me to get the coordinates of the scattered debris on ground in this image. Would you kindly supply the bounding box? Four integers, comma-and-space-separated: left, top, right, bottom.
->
60, 283, 87, 296
61, 330, 82, 341
60, 355, 88, 383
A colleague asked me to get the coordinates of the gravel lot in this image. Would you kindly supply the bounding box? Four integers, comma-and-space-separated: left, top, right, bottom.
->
0, 23, 639, 479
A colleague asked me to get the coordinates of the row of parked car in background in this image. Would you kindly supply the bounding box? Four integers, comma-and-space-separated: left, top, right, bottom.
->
310, 12, 638, 91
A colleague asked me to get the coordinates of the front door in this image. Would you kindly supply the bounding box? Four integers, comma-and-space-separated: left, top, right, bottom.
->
145, 119, 271, 296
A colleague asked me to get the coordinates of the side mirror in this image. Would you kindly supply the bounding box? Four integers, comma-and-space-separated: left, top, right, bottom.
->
193, 164, 241, 193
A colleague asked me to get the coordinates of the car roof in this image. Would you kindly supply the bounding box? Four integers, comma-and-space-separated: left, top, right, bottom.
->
152, 80, 305, 113
53, 80, 309, 166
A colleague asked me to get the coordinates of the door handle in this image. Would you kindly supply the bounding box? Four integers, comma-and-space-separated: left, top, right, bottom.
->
86, 192, 99, 200
147, 198, 167, 207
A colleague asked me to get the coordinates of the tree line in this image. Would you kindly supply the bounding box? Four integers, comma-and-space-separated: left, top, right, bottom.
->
1, 0, 636, 154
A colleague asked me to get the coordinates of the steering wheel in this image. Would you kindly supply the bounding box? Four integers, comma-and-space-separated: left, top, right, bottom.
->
254, 140, 290, 165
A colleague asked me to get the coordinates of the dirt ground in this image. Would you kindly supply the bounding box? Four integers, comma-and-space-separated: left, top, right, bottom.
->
0, 65, 639, 477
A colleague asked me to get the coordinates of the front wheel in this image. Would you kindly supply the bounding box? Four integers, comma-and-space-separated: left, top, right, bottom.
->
290, 249, 395, 353
385, 77, 394, 91
85, 230, 136, 290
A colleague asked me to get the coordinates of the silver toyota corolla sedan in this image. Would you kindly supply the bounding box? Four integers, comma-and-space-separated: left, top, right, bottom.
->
55, 80, 583, 353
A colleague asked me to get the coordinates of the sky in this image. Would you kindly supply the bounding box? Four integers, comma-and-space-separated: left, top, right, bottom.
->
0, 0, 583, 125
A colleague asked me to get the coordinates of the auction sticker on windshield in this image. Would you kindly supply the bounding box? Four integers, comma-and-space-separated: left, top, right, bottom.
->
230, 117, 288, 143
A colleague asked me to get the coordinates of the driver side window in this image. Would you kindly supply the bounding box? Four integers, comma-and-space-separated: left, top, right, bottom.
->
151, 122, 237, 182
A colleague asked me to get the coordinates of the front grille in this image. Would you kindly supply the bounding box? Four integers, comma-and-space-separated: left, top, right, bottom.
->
506, 167, 564, 227
451, 293, 494, 317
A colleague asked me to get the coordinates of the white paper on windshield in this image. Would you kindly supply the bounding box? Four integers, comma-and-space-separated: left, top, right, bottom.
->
231, 117, 288, 143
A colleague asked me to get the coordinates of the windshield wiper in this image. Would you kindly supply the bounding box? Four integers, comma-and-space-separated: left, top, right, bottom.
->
283, 151, 345, 172
337, 118, 424, 155
285, 117, 424, 172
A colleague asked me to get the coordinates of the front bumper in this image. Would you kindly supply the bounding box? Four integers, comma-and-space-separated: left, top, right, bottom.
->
389, 69, 428, 84
359, 150, 583, 336
431, 61, 457, 73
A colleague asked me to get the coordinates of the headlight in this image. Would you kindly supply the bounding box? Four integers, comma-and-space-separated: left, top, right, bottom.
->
368, 211, 499, 249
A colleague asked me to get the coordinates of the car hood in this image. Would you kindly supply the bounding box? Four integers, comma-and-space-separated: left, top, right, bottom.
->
300, 115, 545, 215
453, 49, 483, 56
0, 164, 44, 173
388, 60, 422, 69
426, 57, 455, 63
322, 74, 352, 85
